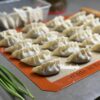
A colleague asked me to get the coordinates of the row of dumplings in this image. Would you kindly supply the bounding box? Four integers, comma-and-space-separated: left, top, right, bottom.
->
0, 11, 100, 76
0, 7, 43, 29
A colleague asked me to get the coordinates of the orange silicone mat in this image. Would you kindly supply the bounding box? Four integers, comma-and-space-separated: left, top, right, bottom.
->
0, 48, 100, 92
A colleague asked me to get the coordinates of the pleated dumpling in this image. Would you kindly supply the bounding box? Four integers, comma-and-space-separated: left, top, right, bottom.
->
14, 8, 28, 25
81, 34, 100, 47
53, 42, 80, 57
33, 31, 58, 45
54, 19, 73, 32
82, 18, 100, 29
46, 16, 64, 28
93, 25, 100, 34
42, 37, 68, 51
12, 44, 40, 59
91, 43, 100, 52
22, 22, 46, 33
0, 29, 17, 39
25, 26, 49, 38
67, 48, 92, 64
69, 28, 92, 42
32, 59, 61, 76
62, 27, 82, 37
70, 11, 86, 26
0, 36, 22, 47
5, 39, 33, 53
21, 50, 51, 66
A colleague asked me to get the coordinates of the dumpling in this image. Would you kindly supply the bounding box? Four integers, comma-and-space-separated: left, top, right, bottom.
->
0, 36, 22, 47
25, 26, 49, 38
67, 48, 92, 64
82, 18, 100, 29
0, 29, 17, 39
0, 12, 9, 29
54, 19, 73, 32
12, 44, 40, 59
91, 43, 100, 52
32, 59, 61, 76
69, 29, 92, 42
70, 11, 86, 26
93, 25, 100, 34
46, 16, 64, 28
5, 39, 33, 53
14, 8, 28, 25
21, 50, 51, 66
81, 34, 100, 47
22, 22, 46, 33
83, 14, 95, 24
53, 42, 80, 57
42, 37, 68, 51
6, 15, 16, 29
33, 31, 58, 45
62, 27, 82, 37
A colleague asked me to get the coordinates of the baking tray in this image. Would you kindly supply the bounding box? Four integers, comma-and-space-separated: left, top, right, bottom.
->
0, 7, 100, 92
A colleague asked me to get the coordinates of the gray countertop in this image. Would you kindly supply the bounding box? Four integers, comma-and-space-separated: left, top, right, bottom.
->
0, 0, 100, 100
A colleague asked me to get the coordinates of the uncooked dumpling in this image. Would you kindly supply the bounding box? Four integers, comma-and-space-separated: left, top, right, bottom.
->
70, 11, 86, 26
53, 42, 80, 57
22, 22, 45, 33
54, 19, 73, 32
91, 43, 100, 52
21, 50, 52, 66
32, 59, 61, 76
14, 8, 28, 25
93, 25, 100, 34
5, 39, 33, 53
0, 29, 17, 39
42, 36, 68, 51
33, 31, 58, 45
25, 26, 49, 38
12, 44, 40, 59
82, 18, 100, 29
62, 27, 82, 37
0, 36, 22, 47
67, 48, 92, 64
46, 16, 64, 28
69, 28, 92, 42
81, 34, 100, 47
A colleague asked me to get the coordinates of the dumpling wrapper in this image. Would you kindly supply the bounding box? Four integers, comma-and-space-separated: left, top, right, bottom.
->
33, 31, 58, 45
5, 39, 33, 53
92, 43, 100, 52
21, 50, 51, 66
32, 59, 61, 76
0, 36, 22, 47
12, 44, 40, 59
69, 29, 92, 42
67, 48, 92, 64
42, 36, 68, 51
25, 26, 49, 39
53, 42, 80, 57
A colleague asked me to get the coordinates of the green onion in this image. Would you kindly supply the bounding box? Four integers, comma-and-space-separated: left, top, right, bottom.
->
0, 64, 34, 100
